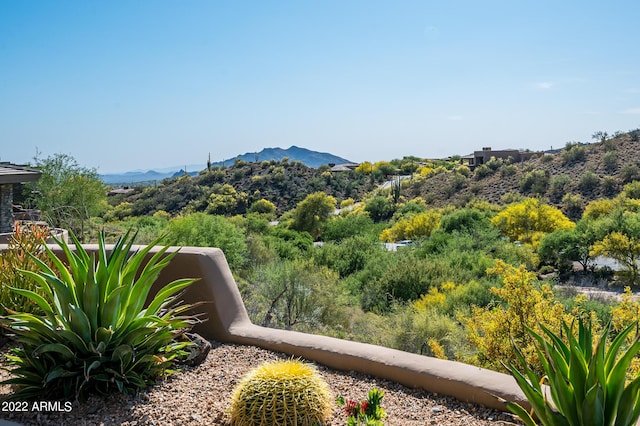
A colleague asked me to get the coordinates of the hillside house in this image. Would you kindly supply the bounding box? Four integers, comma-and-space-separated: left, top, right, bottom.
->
329, 163, 359, 172
0, 162, 41, 234
461, 147, 539, 169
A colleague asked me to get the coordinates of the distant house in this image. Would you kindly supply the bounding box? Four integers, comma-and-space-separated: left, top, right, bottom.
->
461, 147, 540, 169
0, 162, 42, 234
329, 163, 359, 172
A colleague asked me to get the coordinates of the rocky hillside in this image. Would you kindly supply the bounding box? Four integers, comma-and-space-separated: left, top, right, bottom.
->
108, 159, 376, 217
404, 129, 640, 218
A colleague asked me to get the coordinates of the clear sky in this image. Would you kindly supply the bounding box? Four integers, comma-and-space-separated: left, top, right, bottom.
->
1, 1, 639, 173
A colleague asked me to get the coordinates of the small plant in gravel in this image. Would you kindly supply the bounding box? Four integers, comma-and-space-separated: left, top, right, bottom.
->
229, 358, 333, 426
337, 388, 387, 426
0, 230, 200, 401
505, 320, 640, 426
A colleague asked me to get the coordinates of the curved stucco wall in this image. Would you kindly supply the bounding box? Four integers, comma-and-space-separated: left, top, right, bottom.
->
3, 244, 528, 411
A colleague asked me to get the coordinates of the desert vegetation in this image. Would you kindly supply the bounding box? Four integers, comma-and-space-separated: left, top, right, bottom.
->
4, 129, 640, 422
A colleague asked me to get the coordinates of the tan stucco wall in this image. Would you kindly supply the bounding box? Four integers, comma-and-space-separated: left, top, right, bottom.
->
2, 244, 528, 412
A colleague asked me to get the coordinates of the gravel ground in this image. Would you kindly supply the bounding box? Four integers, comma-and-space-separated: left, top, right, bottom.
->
0, 341, 521, 426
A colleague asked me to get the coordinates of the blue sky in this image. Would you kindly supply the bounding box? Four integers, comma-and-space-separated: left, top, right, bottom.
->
1, 1, 639, 173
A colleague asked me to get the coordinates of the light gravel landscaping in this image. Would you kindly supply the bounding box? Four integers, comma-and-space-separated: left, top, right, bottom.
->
0, 341, 521, 425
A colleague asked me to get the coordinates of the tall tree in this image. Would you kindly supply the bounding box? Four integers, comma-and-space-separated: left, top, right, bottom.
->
289, 192, 336, 240
25, 153, 106, 240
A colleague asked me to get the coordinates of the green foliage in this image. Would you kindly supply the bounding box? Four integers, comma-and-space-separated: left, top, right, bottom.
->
320, 213, 377, 242
561, 193, 584, 221
506, 320, 640, 426
549, 174, 572, 202
578, 170, 601, 194
364, 196, 395, 222
25, 153, 106, 240
620, 163, 640, 184
0, 223, 55, 317
337, 388, 387, 426
539, 219, 601, 272
1, 231, 199, 401
289, 192, 336, 239
249, 259, 348, 332
312, 235, 383, 278
229, 359, 333, 426
206, 184, 248, 215
248, 198, 276, 217
603, 151, 618, 170
500, 163, 517, 178
520, 170, 549, 195
167, 213, 248, 270
561, 142, 586, 165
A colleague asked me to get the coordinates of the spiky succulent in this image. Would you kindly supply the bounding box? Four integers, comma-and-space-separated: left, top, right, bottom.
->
506, 320, 640, 426
229, 359, 333, 426
1, 230, 199, 401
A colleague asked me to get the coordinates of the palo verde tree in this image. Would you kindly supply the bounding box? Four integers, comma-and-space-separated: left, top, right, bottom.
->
491, 198, 574, 247
24, 152, 106, 240
289, 192, 336, 240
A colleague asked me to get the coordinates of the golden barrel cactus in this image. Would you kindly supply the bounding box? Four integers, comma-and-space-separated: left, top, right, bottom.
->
229, 359, 333, 426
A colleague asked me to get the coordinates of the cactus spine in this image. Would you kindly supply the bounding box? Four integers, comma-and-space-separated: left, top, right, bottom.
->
229, 359, 333, 426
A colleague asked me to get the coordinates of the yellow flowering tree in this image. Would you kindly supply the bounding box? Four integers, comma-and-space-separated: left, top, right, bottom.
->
491, 198, 574, 246
461, 260, 578, 374
379, 210, 441, 242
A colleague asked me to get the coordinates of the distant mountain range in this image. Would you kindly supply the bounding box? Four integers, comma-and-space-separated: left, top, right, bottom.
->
100, 146, 352, 184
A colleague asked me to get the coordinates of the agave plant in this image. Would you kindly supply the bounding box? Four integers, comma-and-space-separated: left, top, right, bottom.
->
506, 319, 640, 426
1, 230, 200, 401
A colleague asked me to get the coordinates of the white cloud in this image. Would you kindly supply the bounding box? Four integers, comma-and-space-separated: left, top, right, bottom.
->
535, 82, 553, 90
621, 108, 640, 115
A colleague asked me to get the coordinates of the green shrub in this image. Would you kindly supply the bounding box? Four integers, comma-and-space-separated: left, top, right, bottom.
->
520, 170, 549, 195
506, 320, 640, 426
229, 359, 333, 426
549, 174, 571, 201
0, 223, 54, 317
578, 170, 600, 194
603, 151, 618, 170
167, 212, 248, 270
1, 231, 199, 401
561, 142, 586, 165
499, 164, 517, 178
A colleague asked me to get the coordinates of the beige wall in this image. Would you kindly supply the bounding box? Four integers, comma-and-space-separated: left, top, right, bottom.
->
3, 244, 529, 412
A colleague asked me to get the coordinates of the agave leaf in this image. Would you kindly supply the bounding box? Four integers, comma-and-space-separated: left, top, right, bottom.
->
112, 344, 134, 368
100, 285, 127, 329
54, 328, 90, 353
33, 342, 76, 361
614, 374, 640, 426
82, 255, 100, 331
83, 359, 102, 381
506, 363, 551, 423
57, 231, 88, 286
582, 383, 605, 426
604, 337, 640, 425
7, 286, 55, 319
568, 333, 588, 422
8, 313, 59, 341
44, 365, 79, 383
94, 326, 114, 347
44, 241, 82, 305
605, 322, 636, 373
68, 304, 93, 343
587, 327, 608, 397
145, 278, 198, 316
